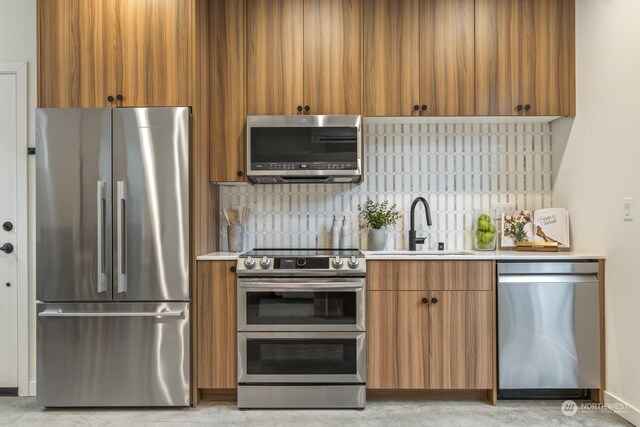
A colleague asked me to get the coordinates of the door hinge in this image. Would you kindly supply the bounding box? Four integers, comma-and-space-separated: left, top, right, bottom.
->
27, 147, 36, 155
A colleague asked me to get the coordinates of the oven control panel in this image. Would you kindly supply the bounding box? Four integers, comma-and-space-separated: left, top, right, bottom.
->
238, 256, 366, 273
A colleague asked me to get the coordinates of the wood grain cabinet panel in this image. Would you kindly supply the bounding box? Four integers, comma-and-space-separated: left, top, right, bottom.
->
363, 0, 420, 116
197, 261, 237, 389
476, 0, 575, 116
209, 0, 246, 182
367, 291, 430, 389
303, 0, 362, 115
116, 0, 192, 107
38, 0, 117, 107
420, 0, 475, 116
247, 0, 303, 115
428, 291, 493, 389
367, 260, 494, 291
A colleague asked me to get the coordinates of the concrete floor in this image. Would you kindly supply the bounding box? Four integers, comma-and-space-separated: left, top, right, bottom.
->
0, 397, 632, 427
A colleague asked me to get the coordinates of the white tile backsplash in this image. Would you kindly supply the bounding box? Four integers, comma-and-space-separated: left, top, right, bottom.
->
220, 121, 553, 251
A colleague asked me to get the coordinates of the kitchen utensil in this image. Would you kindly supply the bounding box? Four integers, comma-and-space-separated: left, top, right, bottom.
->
241, 207, 250, 225
228, 208, 239, 225
222, 208, 231, 226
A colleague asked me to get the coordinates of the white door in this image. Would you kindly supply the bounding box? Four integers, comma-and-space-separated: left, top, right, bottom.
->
0, 73, 18, 391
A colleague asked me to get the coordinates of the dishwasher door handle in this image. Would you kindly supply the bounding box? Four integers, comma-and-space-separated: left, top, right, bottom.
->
498, 274, 599, 284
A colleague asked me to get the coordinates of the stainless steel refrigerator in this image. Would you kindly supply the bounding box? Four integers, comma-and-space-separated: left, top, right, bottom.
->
35, 108, 191, 407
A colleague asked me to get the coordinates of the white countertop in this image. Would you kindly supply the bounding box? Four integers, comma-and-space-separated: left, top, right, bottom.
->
362, 250, 605, 260
197, 250, 605, 261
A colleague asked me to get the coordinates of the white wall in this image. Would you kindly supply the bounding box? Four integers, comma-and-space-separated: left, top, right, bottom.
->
0, 0, 36, 396
552, 1, 640, 424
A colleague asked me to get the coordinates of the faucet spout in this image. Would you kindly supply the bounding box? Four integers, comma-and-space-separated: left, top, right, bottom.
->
409, 197, 433, 251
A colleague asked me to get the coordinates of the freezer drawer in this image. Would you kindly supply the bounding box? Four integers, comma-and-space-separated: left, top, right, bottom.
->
37, 302, 190, 407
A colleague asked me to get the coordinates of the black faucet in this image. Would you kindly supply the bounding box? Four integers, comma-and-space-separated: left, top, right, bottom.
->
409, 197, 433, 251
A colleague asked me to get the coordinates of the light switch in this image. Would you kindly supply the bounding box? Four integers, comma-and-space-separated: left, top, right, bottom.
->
624, 197, 633, 221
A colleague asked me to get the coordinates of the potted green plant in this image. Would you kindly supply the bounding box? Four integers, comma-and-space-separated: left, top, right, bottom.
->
358, 198, 401, 251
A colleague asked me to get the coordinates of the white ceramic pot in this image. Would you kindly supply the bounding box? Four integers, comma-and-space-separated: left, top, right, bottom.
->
368, 228, 387, 251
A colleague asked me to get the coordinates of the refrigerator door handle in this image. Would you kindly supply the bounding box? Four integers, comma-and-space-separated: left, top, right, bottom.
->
97, 181, 107, 293
38, 309, 185, 319
117, 181, 127, 293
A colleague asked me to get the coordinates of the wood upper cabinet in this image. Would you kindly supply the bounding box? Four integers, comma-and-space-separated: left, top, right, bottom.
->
209, 0, 246, 182
367, 260, 495, 390
420, 0, 475, 116
38, 0, 192, 108
247, 0, 303, 115
197, 261, 237, 389
247, 0, 361, 115
38, 0, 117, 107
116, 0, 192, 107
476, 0, 575, 116
364, 0, 474, 116
363, 0, 419, 116
303, 0, 361, 115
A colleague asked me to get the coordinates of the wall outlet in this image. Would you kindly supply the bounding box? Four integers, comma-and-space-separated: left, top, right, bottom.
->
492, 203, 517, 220
624, 197, 633, 221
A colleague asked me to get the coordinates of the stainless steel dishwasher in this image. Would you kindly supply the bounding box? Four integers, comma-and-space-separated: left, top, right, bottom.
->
497, 262, 601, 397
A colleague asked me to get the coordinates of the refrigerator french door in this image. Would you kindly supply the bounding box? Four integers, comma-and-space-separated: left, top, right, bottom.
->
36, 108, 190, 407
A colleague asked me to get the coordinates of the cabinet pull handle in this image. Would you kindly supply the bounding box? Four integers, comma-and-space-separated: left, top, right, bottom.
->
230, 266, 237, 273
421, 297, 429, 304
516, 104, 523, 112
413, 105, 420, 111
304, 105, 310, 112
431, 297, 438, 304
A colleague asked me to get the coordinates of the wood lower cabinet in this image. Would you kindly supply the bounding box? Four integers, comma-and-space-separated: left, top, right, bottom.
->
38, 0, 192, 108
366, 260, 495, 392
475, 0, 575, 116
196, 261, 237, 389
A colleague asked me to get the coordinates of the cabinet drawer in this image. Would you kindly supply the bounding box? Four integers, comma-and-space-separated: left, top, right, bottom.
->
367, 260, 494, 291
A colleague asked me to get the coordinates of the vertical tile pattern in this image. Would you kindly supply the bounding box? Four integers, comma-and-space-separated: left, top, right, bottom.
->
220, 122, 552, 250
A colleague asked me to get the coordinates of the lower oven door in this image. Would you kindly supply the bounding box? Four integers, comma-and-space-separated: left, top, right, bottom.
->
238, 277, 365, 331
238, 332, 366, 384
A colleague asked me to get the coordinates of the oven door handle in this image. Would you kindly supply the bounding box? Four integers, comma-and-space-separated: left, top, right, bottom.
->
238, 282, 363, 290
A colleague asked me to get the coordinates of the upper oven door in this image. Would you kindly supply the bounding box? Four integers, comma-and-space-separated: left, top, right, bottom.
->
246, 115, 361, 179
238, 277, 365, 332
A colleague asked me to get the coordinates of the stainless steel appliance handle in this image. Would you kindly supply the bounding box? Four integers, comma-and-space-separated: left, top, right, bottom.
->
96, 181, 107, 293
498, 274, 599, 284
238, 277, 364, 286
116, 181, 127, 293
38, 310, 184, 319
239, 282, 363, 290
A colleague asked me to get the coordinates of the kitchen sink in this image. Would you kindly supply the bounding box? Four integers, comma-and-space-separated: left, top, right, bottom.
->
372, 250, 476, 256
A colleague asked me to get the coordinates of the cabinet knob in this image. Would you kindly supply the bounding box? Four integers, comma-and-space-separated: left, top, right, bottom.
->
236, 170, 243, 177
413, 105, 420, 111
421, 297, 429, 304
516, 104, 523, 112
3, 221, 13, 232
5, 283, 9, 287
116, 94, 124, 102
304, 105, 310, 112
421, 105, 427, 111
0, 243, 14, 254
229, 266, 236, 273
107, 95, 115, 103
431, 297, 438, 304
524, 104, 531, 111
297, 105, 303, 112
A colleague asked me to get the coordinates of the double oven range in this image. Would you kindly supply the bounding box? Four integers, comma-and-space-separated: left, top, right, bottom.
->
236, 249, 366, 409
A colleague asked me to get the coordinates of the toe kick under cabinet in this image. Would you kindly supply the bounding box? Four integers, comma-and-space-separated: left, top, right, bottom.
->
366, 260, 496, 403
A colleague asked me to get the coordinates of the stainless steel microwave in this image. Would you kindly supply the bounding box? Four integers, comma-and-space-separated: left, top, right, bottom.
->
246, 115, 362, 184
